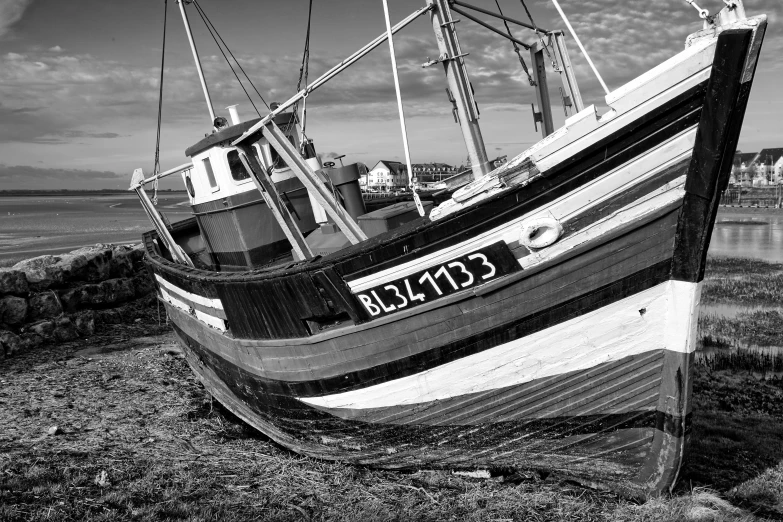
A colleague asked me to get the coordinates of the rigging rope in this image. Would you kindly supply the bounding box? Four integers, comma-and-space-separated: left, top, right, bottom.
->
493, 0, 535, 86
151, 0, 168, 205
191, 0, 270, 112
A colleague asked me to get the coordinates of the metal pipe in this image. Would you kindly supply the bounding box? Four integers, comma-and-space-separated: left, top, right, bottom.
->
381, 0, 425, 217
450, 0, 550, 34
550, 0, 610, 95
449, 5, 530, 50
233, 5, 432, 147
177, 0, 216, 123
132, 162, 194, 189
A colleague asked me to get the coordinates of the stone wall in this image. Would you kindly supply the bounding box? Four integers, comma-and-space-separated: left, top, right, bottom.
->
0, 244, 155, 358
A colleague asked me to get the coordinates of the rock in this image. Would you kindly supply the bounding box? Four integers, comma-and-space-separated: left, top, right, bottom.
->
27, 291, 63, 321
0, 295, 27, 325
63, 246, 113, 282
47, 425, 62, 436
0, 269, 29, 295
128, 244, 146, 265
53, 317, 79, 342
20, 332, 44, 350
0, 330, 23, 357
28, 320, 55, 339
132, 273, 155, 298
60, 278, 136, 311
96, 309, 122, 325
12, 255, 64, 290
109, 251, 133, 279
73, 310, 95, 336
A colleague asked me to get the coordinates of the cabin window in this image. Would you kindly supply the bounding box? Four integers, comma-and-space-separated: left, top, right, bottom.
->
269, 135, 296, 170
227, 150, 251, 182
202, 158, 219, 191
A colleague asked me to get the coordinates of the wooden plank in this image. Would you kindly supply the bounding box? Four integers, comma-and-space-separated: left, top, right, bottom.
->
263, 120, 367, 244
237, 143, 313, 260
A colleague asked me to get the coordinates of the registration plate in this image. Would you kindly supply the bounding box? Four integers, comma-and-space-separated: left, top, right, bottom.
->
354, 241, 520, 319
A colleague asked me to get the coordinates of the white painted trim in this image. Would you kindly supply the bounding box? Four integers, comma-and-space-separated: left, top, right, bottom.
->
519, 175, 686, 269
299, 280, 702, 410
346, 128, 696, 293
155, 274, 224, 310
605, 38, 716, 112
159, 287, 227, 332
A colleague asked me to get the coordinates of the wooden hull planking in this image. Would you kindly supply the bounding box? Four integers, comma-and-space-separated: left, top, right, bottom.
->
141, 21, 765, 497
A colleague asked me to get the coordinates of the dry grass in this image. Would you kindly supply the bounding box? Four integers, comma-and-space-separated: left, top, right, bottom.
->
702, 257, 783, 306
1, 257, 783, 520
2, 332, 778, 521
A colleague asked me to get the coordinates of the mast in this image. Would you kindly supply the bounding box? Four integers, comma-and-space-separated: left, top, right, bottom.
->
427, 0, 490, 179
177, 0, 216, 124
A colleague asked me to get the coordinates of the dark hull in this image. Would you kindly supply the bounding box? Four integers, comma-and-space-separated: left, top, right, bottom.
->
142, 22, 765, 497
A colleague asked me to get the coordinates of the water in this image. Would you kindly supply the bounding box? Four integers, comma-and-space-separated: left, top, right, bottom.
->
0, 193, 190, 264
708, 210, 783, 262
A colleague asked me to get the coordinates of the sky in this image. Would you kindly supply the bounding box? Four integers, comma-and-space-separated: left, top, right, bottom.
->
0, 0, 780, 190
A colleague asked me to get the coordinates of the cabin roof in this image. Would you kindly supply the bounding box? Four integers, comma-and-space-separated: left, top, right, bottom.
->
184, 112, 297, 158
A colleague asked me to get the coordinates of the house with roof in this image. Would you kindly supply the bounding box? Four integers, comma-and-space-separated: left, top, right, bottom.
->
755, 148, 783, 185
410, 163, 458, 184
730, 151, 759, 186
366, 160, 408, 192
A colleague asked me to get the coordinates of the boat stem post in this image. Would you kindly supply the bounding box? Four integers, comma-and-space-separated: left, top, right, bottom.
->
263, 121, 368, 245
236, 145, 314, 260
427, 0, 490, 179
177, 0, 216, 124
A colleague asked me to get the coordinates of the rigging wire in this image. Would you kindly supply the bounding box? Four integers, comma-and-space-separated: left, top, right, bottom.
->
151, 0, 169, 205
295, 0, 314, 147
493, 0, 535, 86
518, 0, 558, 70
190, 0, 261, 116
191, 0, 270, 112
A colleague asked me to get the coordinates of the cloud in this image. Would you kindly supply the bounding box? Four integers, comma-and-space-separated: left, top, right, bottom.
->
0, 0, 34, 38
48, 45, 62, 52
0, 164, 122, 182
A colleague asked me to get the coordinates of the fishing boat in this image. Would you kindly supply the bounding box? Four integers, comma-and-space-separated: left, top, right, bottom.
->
132, 0, 767, 497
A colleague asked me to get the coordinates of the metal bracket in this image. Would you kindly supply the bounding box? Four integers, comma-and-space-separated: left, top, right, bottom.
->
531, 103, 543, 132
421, 52, 469, 68
559, 87, 572, 117
446, 88, 460, 124
440, 18, 460, 27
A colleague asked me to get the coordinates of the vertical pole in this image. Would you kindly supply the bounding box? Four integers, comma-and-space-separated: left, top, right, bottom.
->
428, 0, 490, 179
530, 46, 554, 138
553, 31, 584, 113
178, 0, 216, 123
381, 0, 425, 216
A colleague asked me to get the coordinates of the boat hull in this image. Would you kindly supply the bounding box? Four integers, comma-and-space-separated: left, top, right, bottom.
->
142, 20, 765, 497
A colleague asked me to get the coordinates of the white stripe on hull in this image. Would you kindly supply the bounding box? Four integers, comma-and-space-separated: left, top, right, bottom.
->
159, 286, 227, 332
347, 128, 696, 293
299, 280, 701, 410
155, 274, 224, 310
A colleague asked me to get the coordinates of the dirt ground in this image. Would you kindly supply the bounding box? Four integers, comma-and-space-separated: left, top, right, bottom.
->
2, 266, 783, 521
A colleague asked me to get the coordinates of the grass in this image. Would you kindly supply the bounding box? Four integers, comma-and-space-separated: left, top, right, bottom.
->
0, 257, 782, 520
702, 257, 783, 306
